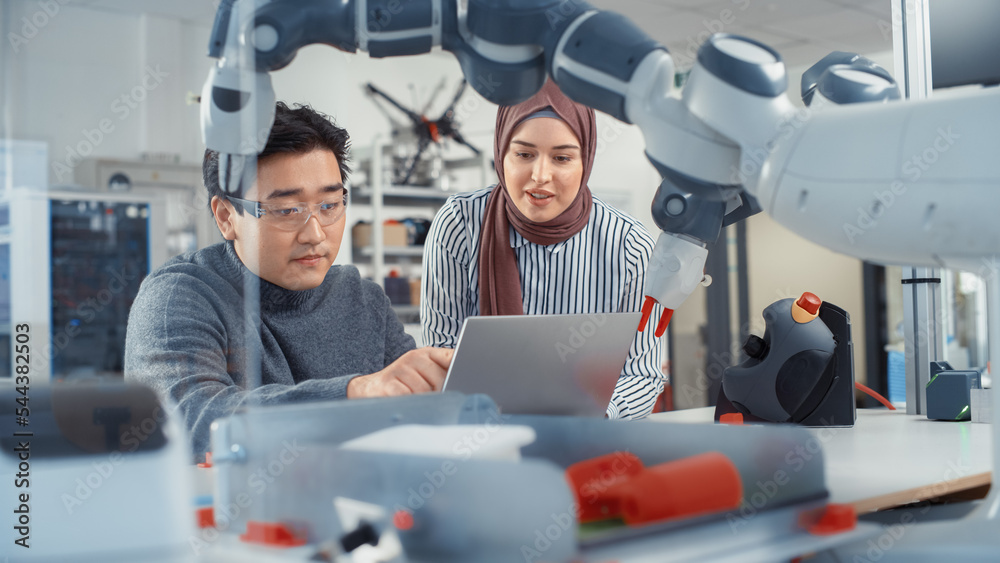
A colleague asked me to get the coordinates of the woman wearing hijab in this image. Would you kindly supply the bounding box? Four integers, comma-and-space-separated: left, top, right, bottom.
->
420, 81, 665, 419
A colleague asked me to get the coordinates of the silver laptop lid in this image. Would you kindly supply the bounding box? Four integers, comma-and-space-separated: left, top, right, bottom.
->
442, 313, 642, 416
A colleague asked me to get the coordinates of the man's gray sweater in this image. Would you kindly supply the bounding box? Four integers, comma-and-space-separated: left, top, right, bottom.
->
124, 241, 414, 458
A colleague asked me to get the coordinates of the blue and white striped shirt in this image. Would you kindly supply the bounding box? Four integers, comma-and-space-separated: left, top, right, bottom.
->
421, 188, 666, 418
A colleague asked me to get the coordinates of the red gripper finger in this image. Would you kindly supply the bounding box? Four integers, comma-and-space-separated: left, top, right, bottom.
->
638, 296, 656, 332
654, 308, 674, 338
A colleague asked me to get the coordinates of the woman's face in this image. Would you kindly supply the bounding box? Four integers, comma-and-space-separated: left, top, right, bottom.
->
502, 117, 584, 223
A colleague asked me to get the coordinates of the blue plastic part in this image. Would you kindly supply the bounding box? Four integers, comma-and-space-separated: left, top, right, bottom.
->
721, 191, 762, 227
252, 0, 357, 71
440, 3, 547, 105
801, 51, 897, 106
926, 362, 981, 421
649, 171, 729, 244
887, 350, 906, 404
212, 87, 251, 113
370, 37, 434, 58
365, 0, 433, 32
815, 64, 902, 105
193, 495, 214, 507
558, 11, 663, 84
556, 69, 628, 122
697, 33, 787, 98
207, 0, 237, 58
445, 43, 546, 105
466, 0, 592, 46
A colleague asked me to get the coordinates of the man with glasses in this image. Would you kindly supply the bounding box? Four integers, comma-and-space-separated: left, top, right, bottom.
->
125, 102, 452, 459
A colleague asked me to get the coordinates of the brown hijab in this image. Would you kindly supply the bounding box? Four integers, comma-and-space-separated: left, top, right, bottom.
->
478, 80, 598, 316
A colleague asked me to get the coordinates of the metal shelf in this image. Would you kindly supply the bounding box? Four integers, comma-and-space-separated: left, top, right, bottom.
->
355, 139, 490, 288
352, 185, 455, 201
356, 246, 424, 258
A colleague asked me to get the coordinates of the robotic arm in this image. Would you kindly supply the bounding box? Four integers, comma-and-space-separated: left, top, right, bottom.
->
201, 0, 1000, 336
201, 0, 762, 333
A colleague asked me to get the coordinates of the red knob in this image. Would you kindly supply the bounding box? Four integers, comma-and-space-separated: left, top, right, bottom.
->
796, 292, 822, 316
393, 509, 414, 531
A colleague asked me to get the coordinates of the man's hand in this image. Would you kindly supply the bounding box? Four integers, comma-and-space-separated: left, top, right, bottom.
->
347, 347, 454, 398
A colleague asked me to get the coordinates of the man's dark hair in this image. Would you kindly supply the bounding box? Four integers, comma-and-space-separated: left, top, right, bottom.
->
203, 101, 351, 213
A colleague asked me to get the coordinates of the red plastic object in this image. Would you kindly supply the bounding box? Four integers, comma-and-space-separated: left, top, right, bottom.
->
654, 308, 674, 338
796, 292, 822, 316
638, 296, 656, 332
808, 504, 857, 535
196, 507, 215, 529
424, 118, 441, 143
565, 452, 644, 523
197, 451, 213, 469
719, 412, 744, 425
609, 452, 743, 526
393, 509, 414, 531
239, 521, 308, 547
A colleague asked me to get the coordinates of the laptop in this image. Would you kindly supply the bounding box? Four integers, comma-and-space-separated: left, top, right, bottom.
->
442, 312, 642, 416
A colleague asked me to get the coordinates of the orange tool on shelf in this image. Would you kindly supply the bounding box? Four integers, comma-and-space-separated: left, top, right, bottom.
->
719, 412, 744, 425
197, 451, 213, 468
566, 451, 743, 527
196, 507, 215, 529
240, 521, 308, 547
807, 503, 857, 536
565, 452, 644, 523
610, 452, 742, 526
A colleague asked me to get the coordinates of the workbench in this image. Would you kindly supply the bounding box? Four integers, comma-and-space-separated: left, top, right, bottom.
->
648, 407, 992, 512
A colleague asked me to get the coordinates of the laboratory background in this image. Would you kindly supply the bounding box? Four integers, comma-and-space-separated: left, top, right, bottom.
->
1, 0, 999, 561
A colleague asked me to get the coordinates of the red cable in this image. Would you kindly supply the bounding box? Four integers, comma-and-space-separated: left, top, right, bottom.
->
855, 381, 896, 410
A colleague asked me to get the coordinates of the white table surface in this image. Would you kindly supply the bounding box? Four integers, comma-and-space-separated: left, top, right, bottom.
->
648, 407, 993, 512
